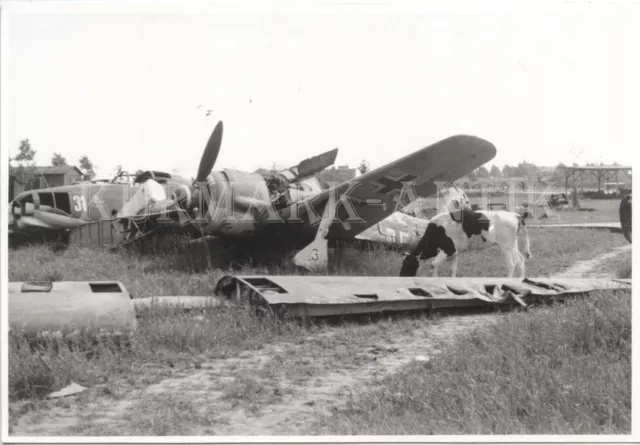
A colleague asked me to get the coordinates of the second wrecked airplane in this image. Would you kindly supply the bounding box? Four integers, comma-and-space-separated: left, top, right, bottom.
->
9, 121, 496, 271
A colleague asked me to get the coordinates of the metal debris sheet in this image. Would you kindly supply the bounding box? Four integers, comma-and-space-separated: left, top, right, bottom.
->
214, 275, 631, 317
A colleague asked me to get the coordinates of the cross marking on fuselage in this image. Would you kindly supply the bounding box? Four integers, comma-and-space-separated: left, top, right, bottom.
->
371, 174, 418, 195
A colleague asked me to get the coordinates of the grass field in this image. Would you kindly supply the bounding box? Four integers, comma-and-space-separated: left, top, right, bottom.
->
597, 248, 632, 279
7, 225, 632, 436
524, 199, 623, 225
477, 195, 622, 225
8, 227, 628, 297
418, 190, 622, 221
311, 288, 631, 435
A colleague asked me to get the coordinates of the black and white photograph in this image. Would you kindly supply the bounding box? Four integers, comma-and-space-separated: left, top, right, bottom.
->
1, 0, 636, 440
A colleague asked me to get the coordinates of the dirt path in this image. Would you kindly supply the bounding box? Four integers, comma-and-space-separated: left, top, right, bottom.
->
10, 245, 631, 436
10, 312, 499, 436
552, 244, 631, 279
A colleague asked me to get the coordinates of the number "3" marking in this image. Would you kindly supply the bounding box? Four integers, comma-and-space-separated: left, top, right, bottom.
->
72, 195, 87, 212
309, 248, 319, 261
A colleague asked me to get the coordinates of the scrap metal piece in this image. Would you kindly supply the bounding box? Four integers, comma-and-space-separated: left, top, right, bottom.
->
213, 275, 631, 318
47, 382, 87, 399
9, 281, 137, 338
69, 219, 126, 250
527, 222, 622, 232
133, 296, 225, 311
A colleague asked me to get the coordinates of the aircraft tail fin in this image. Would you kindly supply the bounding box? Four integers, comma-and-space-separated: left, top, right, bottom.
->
293, 199, 334, 272
293, 238, 328, 272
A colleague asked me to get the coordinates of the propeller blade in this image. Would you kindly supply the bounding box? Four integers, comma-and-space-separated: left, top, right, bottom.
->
196, 121, 224, 183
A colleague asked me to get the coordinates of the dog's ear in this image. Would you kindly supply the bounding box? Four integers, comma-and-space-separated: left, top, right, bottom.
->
400, 255, 419, 277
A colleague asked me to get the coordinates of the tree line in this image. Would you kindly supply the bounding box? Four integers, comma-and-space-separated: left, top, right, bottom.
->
463, 160, 621, 182
12, 137, 625, 186
359, 157, 623, 184
10, 139, 97, 180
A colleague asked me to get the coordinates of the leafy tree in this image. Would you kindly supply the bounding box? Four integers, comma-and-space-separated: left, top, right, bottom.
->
467, 170, 477, 182
502, 165, 514, 177
517, 161, 538, 179
78, 155, 96, 180
477, 166, 490, 179
13, 139, 36, 166
51, 153, 67, 166
11, 139, 39, 190
109, 164, 125, 179
490, 165, 502, 177
358, 160, 370, 175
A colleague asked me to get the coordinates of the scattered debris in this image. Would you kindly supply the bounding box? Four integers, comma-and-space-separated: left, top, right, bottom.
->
368, 345, 399, 355
47, 382, 87, 399
133, 296, 224, 311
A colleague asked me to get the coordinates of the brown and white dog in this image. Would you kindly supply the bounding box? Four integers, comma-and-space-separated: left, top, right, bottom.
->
400, 208, 532, 278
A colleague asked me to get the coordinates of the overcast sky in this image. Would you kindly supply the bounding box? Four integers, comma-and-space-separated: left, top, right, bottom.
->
4, 0, 639, 179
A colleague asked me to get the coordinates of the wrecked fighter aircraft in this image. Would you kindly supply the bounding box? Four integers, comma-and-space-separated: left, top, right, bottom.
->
10, 121, 495, 272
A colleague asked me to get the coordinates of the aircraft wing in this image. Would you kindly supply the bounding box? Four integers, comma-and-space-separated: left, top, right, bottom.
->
277, 135, 496, 240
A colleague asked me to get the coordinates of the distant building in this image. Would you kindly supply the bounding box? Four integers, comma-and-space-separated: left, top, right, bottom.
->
9, 165, 84, 200
9, 175, 26, 202
317, 165, 356, 184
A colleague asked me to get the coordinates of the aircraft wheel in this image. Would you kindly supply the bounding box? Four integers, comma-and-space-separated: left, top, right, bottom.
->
620, 194, 632, 244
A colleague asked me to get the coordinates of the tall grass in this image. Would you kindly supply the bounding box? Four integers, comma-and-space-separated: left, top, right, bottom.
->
8, 227, 629, 403
8, 302, 315, 401
596, 248, 632, 279
313, 289, 631, 435
8, 227, 628, 297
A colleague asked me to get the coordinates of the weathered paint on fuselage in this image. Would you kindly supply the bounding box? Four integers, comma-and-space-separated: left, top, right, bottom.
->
9, 174, 193, 238
355, 211, 428, 249
198, 169, 324, 243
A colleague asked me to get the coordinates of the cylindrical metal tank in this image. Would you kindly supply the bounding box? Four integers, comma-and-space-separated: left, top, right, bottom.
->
8, 281, 137, 338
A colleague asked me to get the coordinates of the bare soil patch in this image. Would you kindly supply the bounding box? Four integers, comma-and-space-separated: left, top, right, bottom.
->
8, 231, 630, 436
10, 311, 499, 436
552, 244, 631, 279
